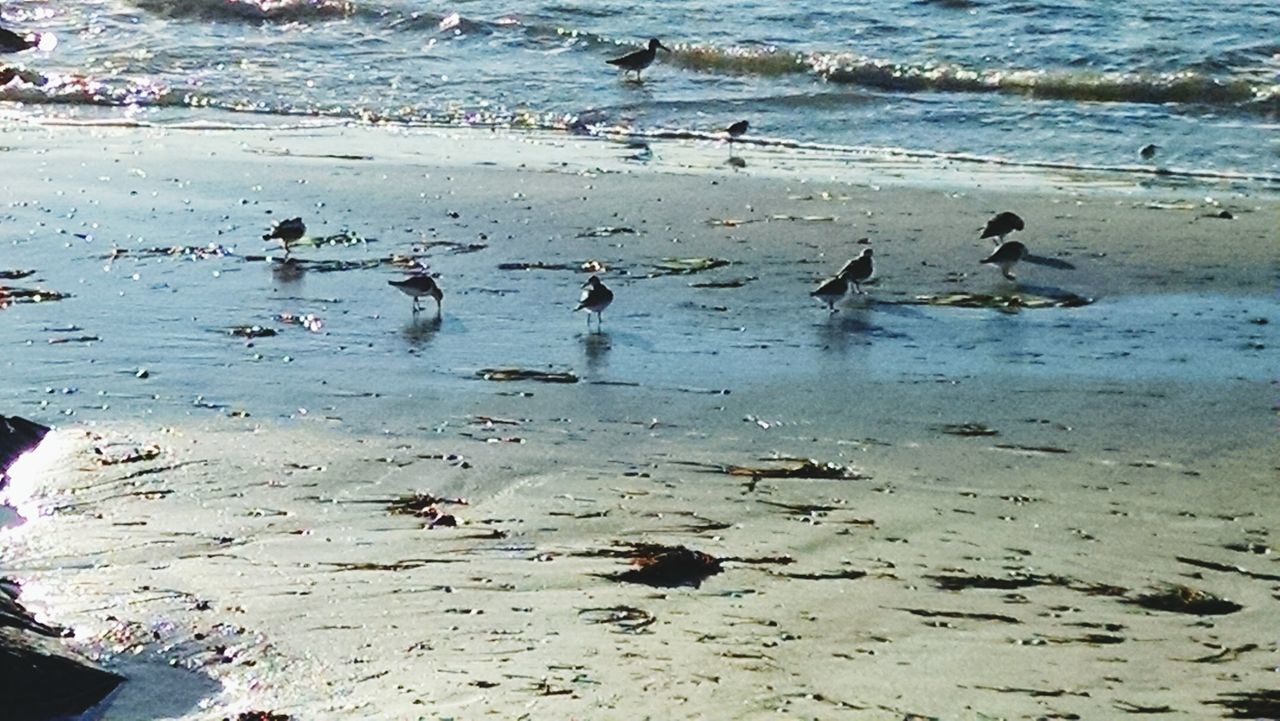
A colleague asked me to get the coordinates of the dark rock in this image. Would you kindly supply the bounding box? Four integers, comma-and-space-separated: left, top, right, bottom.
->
1, 415, 125, 719
0, 585, 124, 720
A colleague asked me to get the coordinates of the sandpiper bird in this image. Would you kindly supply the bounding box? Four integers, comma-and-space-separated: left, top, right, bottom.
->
810, 273, 848, 313
389, 274, 444, 314
726, 120, 749, 138
0, 26, 54, 54
725, 120, 748, 156
980, 211, 1024, 244
1139, 143, 1159, 160
836, 248, 875, 294
980, 240, 1029, 280
576, 275, 613, 331
263, 217, 306, 257
606, 38, 671, 81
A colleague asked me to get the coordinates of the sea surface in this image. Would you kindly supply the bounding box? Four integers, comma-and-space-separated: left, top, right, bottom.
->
1, 0, 1277, 179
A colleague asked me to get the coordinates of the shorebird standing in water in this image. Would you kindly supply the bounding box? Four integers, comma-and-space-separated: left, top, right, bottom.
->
1139, 143, 1159, 161
980, 211, 1024, 245
576, 275, 613, 332
263, 217, 306, 257
606, 38, 671, 81
812, 249, 875, 311
389, 274, 443, 315
810, 273, 849, 313
837, 248, 875, 294
725, 120, 748, 155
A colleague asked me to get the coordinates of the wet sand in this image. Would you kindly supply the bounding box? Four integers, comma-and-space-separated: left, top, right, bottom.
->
1, 121, 1277, 720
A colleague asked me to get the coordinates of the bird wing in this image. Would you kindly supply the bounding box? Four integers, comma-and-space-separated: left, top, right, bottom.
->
982, 241, 1026, 264
810, 276, 845, 296
606, 50, 642, 66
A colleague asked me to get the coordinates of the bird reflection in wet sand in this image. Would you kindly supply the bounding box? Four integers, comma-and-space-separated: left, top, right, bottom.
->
271, 257, 305, 283
402, 314, 442, 347
817, 306, 876, 355
582, 331, 612, 372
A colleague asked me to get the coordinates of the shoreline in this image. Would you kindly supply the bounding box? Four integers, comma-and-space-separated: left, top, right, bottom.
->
0, 120, 1276, 720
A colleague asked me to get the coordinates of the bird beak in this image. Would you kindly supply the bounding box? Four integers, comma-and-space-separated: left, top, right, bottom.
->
657, 41, 672, 53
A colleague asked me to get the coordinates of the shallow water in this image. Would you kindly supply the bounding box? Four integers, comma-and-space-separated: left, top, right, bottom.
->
1, 123, 1276, 721
1, 0, 1278, 178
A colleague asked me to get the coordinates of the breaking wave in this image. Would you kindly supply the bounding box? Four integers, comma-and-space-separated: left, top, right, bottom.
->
127, 0, 359, 22
663, 42, 1277, 110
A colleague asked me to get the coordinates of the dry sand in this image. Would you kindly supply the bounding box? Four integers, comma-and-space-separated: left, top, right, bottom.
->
1, 121, 1277, 720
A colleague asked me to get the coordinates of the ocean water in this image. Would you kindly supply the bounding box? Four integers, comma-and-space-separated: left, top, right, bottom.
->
1, 0, 1277, 179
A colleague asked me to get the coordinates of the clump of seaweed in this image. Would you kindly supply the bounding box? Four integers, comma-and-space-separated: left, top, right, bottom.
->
477, 368, 578, 383
1127, 584, 1242, 615
599, 543, 724, 588
387, 492, 467, 529
1207, 689, 1280, 718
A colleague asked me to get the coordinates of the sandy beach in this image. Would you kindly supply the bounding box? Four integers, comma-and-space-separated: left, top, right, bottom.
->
1, 121, 1277, 720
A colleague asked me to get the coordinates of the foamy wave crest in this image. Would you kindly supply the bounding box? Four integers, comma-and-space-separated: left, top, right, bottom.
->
639, 40, 1272, 110
664, 43, 808, 77
812, 53, 1267, 106
129, 0, 356, 22
0, 67, 177, 108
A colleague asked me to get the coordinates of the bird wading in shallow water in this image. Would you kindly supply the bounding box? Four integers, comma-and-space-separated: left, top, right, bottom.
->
980, 211, 1024, 245
725, 120, 748, 155
606, 38, 670, 81
1139, 143, 1159, 161
576, 275, 613, 332
389, 274, 444, 315
263, 217, 306, 257
810, 273, 848, 313
837, 248, 875, 295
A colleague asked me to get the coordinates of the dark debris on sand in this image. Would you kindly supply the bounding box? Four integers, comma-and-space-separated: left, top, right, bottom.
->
1207, 689, 1280, 719
676, 457, 868, 481
477, 368, 578, 383
908, 292, 1093, 310
387, 492, 467, 529
597, 543, 724, 588
1127, 585, 1243, 615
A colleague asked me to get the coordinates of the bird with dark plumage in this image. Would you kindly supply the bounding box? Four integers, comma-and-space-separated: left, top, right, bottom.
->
725, 120, 748, 156
810, 273, 849, 313
837, 248, 875, 294
263, 217, 306, 257
576, 275, 613, 331
980, 240, 1029, 280
1139, 143, 1159, 161
606, 38, 670, 80
389, 274, 444, 314
980, 211, 1024, 244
